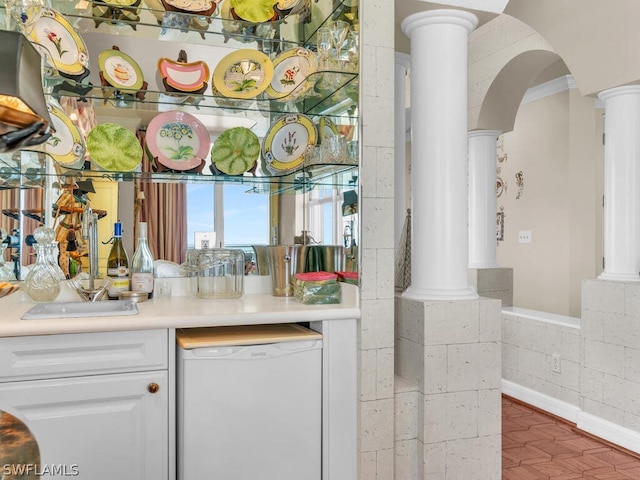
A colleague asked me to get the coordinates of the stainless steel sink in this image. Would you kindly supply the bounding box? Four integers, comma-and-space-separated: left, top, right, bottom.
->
21, 300, 139, 320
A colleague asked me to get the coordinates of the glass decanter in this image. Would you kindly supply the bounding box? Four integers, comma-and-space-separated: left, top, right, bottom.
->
0, 228, 16, 281
23, 227, 61, 302
34, 226, 66, 280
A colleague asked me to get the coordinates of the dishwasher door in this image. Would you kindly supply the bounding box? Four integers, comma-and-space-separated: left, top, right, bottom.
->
177, 326, 322, 480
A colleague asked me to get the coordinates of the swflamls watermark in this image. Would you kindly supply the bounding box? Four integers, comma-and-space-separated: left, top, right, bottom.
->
2, 463, 80, 476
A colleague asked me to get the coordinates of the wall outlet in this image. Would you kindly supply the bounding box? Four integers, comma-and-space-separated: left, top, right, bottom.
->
518, 230, 532, 243
551, 354, 561, 374
194, 231, 216, 249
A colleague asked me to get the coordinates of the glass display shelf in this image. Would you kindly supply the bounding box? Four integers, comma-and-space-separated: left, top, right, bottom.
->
45, 69, 359, 123
0, 0, 355, 48
0, 150, 358, 194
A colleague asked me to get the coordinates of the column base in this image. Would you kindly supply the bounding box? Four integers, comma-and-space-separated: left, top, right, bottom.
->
402, 285, 478, 301
468, 262, 500, 269
597, 272, 640, 282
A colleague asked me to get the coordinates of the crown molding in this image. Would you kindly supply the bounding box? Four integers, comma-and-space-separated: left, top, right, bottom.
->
521, 75, 576, 105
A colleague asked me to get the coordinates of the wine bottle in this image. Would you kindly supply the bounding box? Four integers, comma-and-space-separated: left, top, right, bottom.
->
107, 221, 130, 300
130, 222, 154, 299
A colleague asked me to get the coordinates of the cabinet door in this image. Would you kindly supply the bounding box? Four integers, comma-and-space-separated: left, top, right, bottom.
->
0, 370, 168, 480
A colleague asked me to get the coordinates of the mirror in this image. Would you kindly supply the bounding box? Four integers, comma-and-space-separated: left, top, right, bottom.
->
0, 151, 46, 280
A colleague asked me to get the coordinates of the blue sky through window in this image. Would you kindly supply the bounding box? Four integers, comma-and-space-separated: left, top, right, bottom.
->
186, 184, 268, 248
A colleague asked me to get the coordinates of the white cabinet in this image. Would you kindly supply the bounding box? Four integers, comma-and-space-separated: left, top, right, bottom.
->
0, 329, 173, 480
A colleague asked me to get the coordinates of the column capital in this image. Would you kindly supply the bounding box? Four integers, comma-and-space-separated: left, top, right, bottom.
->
401, 9, 478, 38
395, 52, 411, 71
598, 85, 640, 103
468, 129, 502, 140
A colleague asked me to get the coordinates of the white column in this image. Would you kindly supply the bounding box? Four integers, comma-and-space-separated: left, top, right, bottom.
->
401, 9, 478, 300
598, 86, 640, 282
395, 52, 411, 250
468, 130, 501, 268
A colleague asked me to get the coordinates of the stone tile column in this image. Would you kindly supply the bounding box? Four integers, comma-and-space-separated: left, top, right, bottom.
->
395, 52, 411, 250
597, 86, 640, 281
401, 10, 478, 300
468, 130, 501, 268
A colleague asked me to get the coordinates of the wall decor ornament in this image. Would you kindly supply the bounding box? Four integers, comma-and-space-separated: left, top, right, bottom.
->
496, 206, 505, 242
515, 170, 524, 199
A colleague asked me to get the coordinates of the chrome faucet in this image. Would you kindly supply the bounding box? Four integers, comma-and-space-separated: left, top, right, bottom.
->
72, 206, 110, 301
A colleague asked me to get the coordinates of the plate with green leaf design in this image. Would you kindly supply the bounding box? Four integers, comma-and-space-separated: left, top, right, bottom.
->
145, 111, 210, 171
212, 49, 274, 100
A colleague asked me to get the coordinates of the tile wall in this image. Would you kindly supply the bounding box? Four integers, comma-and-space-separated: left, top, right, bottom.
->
395, 297, 503, 479
359, 0, 396, 478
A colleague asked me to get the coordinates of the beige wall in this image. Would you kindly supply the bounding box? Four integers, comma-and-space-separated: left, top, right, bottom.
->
496, 87, 602, 317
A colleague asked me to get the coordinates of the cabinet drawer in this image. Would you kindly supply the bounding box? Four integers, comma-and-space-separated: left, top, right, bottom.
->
0, 329, 168, 382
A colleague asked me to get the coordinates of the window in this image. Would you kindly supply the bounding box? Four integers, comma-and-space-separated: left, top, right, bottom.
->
186, 184, 269, 249
306, 186, 342, 245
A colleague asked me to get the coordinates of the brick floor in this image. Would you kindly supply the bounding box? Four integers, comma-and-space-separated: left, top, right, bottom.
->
503, 396, 640, 479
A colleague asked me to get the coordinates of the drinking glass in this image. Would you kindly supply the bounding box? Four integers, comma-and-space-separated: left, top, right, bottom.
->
322, 134, 347, 164
345, 28, 359, 72
316, 26, 332, 70
329, 20, 349, 66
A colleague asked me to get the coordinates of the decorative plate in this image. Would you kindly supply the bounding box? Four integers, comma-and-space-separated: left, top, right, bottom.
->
318, 116, 339, 143
87, 123, 142, 172
30, 8, 89, 76
146, 111, 210, 171
266, 48, 317, 101
229, 0, 277, 23
163, 0, 215, 14
213, 49, 273, 100
262, 113, 317, 172
98, 49, 145, 91
158, 57, 210, 93
211, 126, 260, 175
44, 103, 85, 169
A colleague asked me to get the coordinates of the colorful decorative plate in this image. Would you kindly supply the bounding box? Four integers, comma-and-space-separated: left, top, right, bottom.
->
158, 57, 210, 93
44, 103, 85, 169
98, 49, 145, 91
262, 113, 317, 172
213, 49, 274, 100
30, 8, 89, 76
146, 111, 210, 171
229, 0, 277, 23
266, 48, 317, 101
87, 123, 142, 171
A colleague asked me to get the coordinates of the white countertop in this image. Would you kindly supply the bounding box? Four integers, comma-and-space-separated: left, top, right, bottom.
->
0, 280, 360, 338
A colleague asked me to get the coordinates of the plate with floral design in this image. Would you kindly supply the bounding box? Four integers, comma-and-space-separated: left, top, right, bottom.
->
146, 111, 210, 171
262, 113, 317, 172
44, 103, 85, 169
265, 48, 317, 101
213, 49, 273, 100
30, 8, 89, 76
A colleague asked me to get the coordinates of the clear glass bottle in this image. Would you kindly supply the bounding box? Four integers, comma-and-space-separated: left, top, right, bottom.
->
33, 226, 65, 280
23, 241, 60, 302
107, 221, 130, 300
130, 222, 154, 299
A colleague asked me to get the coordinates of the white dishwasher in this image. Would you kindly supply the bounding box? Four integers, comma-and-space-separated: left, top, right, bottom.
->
176, 324, 323, 480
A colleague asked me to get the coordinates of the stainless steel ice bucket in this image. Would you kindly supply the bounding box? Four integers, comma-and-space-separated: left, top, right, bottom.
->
265, 245, 301, 297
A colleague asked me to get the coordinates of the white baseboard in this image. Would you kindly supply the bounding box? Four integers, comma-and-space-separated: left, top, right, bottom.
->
577, 411, 640, 455
502, 380, 580, 423
502, 380, 640, 454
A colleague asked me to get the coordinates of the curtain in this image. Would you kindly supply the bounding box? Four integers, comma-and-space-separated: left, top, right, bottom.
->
135, 129, 187, 265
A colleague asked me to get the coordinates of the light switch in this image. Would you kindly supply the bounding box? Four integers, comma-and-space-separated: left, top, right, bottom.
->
518, 230, 532, 244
